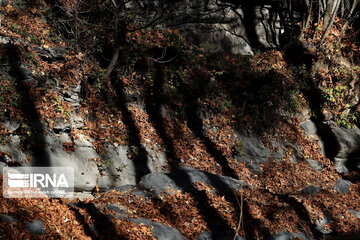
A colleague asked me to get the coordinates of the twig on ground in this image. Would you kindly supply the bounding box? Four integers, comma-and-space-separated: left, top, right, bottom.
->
234, 189, 244, 240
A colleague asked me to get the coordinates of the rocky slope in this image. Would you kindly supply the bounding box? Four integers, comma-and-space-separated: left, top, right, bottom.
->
0, 1, 360, 240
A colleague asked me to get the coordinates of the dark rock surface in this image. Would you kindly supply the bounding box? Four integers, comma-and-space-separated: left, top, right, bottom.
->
0, 214, 17, 223
334, 179, 352, 194
234, 131, 272, 172
25, 219, 45, 235
331, 126, 360, 173
71, 202, 185, 240
128, 217, 185, 240
268, 231, 311, 240
305, 159, 323, 171
139, 166, 249, 196
33, 46, 66, 62
197, 230, 245, 240
234, 131, 302, 172
301, 185, 321, 195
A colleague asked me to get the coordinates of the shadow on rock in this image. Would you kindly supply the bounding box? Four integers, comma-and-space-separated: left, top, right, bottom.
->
111, 71, 151, 183
7, 43, 50, 166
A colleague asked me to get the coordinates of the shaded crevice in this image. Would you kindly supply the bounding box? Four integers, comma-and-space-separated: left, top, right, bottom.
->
241, 2, 263, 49
302, 77, 339, 162
345, 146, 360, 174
283, 43, 339, 162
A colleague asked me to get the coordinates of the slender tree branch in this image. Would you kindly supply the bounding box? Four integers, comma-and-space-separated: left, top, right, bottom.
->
320, 0, 341, 44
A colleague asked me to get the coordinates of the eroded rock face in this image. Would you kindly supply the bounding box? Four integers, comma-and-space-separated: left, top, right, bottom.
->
331, 127, 360, 173
233, 130, 303, 172
300, 119, 360, 173
139, 166, 249, 197
33, 46, 66, 62
123, 0, 302, 54
0, 133, 168, 192
68, 202, 186, 240
180, 9, 254, 55
175, 3, 282, 55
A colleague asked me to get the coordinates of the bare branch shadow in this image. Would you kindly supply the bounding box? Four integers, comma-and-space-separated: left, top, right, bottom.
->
110, 70, 151, 183
140, 64, 271, 238
7, 43, 50, 167
68, 202, 121, 239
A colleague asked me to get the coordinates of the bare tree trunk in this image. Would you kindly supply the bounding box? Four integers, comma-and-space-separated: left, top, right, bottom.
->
106, 45, 121, 79
338, 0, 359, 41
340, 0, 345, 18
331, 0, 341, 15
313, 2, 322, 40
73, 0, 79, 51
320, 0, 341, 44
106, 1, 122, 79
323, 0, 335, 26
300, 0, 313, 40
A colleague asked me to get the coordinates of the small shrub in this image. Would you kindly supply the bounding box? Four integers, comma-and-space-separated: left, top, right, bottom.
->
216, 92, 232, 113
288, 91, 302, 113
